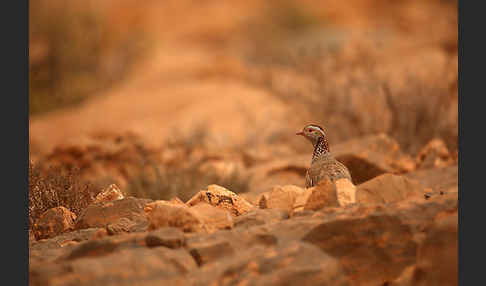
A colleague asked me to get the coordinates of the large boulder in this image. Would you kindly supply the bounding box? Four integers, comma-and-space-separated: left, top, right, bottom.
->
300, 192, 458, 286
74, 197, 152, 231
33, 206, 77, 240
405, 165, 458, 194
356, 174, 426, 205
189, 203, 234, 232
390, 211, 458, 286
303, 211, 417, 285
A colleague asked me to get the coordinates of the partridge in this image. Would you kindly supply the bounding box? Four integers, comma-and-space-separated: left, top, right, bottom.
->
296, 124, 352, 188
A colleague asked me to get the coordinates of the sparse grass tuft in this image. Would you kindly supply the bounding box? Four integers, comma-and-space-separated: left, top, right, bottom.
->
125, 160, 251, 202
124, 124, 251, 202
28, 161, 100, 229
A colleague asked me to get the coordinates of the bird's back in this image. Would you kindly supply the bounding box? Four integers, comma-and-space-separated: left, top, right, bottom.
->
305, 153, 352, 188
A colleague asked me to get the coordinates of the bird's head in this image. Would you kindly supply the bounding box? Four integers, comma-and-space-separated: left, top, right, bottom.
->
296, 124, 326, 146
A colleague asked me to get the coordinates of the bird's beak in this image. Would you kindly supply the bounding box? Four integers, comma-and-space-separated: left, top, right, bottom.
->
296, 131, 304, 136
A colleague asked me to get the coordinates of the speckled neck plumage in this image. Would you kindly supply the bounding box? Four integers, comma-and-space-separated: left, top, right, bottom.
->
311, 136, 330, 163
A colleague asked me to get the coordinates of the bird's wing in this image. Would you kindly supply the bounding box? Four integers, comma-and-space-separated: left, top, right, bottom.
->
305, 170, 313, 188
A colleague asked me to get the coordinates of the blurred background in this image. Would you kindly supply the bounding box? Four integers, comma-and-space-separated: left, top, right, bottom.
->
29, 0, 457, 205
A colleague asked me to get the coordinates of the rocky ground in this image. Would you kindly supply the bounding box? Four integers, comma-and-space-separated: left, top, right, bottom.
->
29, 0, 457, 285
29, 133, 458, 286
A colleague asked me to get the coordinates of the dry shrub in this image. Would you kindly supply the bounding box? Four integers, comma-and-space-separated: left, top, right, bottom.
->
28, 161, 100, 229
29, 0, 148, 115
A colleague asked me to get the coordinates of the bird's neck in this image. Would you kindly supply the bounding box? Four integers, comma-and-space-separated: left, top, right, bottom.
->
312, 136, 330, 162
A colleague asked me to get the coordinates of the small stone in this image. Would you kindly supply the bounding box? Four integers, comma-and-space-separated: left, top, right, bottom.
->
304, 178, 340, 211
264, 185, 306, 214
93, 184, 124, 204
33, 206, 77, 240
186, 184, 254, 216
144, 200, 203, 232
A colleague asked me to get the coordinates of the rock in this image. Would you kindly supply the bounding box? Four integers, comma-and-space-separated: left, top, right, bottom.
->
335, 178, 357, 206
169, 197, 185, 205
332, 133, 416, 184
30, 228, 109, 261
303, 212, 417, 286
30, 230, 96, 264
145, 200, 234, 233
186, 184, 254, 216
64, 239, 120, 261
145, 227, 185, 248
261, 185, 305, 214
106, 217, 148, 235
298, 191, 457, 286
411, 212, 458, 286
189, 203, 234, 232
75, 197, 152, 230
416, 139, 453, 169
183, 226, 281, 268
33, 207, 77, 240
144, 200, 203, 232
234, 208, 290, 228
185, 241, 349, 286
93, 184, 124, 204
30, 246, 197, 286
187, 237, 235, 266
292, 190, 311, 212
356, 174, 425, 205
303, 178, 340, 211
405, 165, 458, 193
